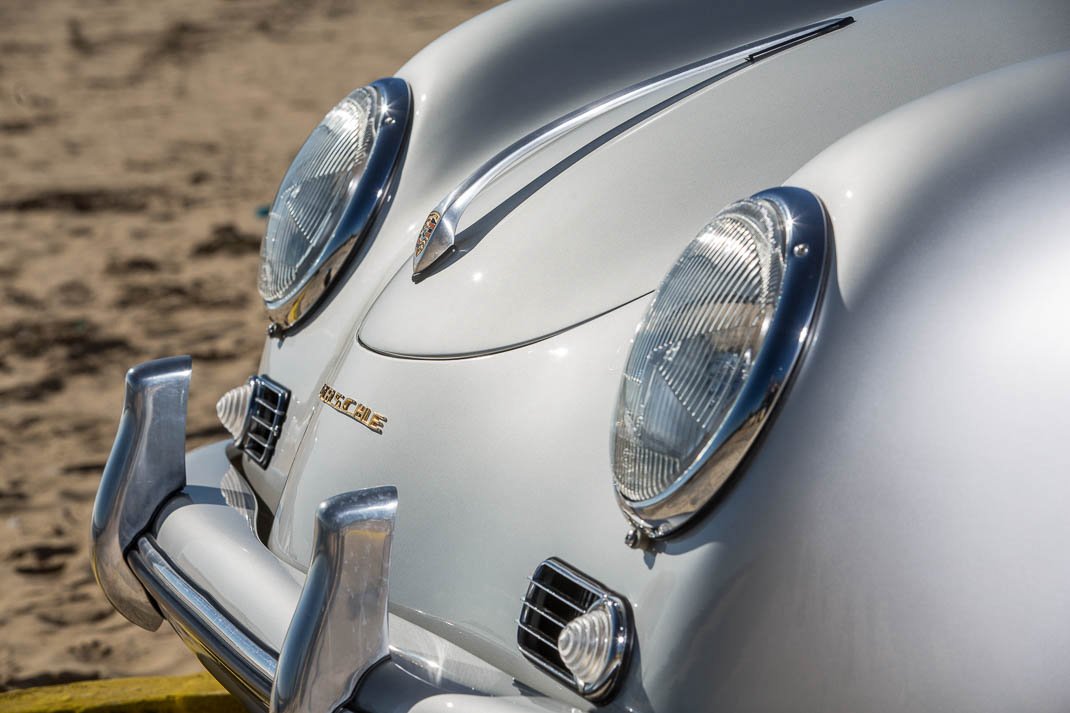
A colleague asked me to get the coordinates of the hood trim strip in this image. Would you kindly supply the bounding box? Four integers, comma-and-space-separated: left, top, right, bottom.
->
410, 16, 854, 275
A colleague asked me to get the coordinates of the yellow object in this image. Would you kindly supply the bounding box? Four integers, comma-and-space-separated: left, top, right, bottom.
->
0, 673, 243, 713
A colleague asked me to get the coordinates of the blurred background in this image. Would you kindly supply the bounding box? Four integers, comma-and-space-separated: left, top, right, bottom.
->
0, 0, 500, 691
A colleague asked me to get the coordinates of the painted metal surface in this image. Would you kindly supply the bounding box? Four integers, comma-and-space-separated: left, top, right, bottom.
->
649, 50, 1070, 712
358, 0, 1070, 359
266, 47, 1070, 713
153, 443, 527, 708
156, 442, 304, 651
273, 302, 644, 707
107, 0, 1070, 711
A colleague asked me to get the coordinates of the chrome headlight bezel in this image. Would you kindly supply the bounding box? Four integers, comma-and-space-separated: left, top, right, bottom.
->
261, 77, 411, 334
612, 187, 830, 538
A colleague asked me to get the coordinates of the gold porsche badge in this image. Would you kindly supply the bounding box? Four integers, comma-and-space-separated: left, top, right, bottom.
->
319, 384, 387, 434
414, 210, 440, 259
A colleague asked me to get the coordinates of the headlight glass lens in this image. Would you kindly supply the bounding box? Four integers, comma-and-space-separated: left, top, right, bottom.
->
258, 87, 379, 305
612, 198, 787, 504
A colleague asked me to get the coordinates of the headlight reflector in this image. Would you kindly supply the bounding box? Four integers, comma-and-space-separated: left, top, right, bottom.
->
612, 188, 829, 536
259, 78, 410, 331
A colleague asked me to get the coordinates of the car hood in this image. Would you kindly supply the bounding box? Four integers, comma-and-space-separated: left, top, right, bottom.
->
356, 0, 867, 359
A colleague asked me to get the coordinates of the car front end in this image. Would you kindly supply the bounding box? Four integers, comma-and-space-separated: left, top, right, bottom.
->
91, 0, 1070, 711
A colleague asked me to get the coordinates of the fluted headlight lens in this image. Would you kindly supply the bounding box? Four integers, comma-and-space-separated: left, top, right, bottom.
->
612, 189, 828, 535
259, 88, 375, 303
258, 79, 409, 330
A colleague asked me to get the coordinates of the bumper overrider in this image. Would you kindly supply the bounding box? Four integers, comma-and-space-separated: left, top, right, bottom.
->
90, 356, 397, 713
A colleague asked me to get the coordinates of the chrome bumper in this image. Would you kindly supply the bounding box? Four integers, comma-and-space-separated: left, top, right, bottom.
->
91, 356, 191, 630
91, 357, 398, 713
128, 536, 277, 703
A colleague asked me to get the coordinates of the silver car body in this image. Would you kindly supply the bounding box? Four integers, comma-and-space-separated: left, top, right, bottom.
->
92, 0, 1070, 710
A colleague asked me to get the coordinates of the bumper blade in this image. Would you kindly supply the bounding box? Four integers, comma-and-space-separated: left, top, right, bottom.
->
90, 355, 192, 630
271, 486, 398, 713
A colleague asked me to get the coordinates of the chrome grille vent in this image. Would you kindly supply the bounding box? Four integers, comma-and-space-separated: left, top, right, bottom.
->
517, 559, 629, 700
238, 375, 290, 468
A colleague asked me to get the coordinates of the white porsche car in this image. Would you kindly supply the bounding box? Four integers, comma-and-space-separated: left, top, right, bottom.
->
92, 0, 1070, 711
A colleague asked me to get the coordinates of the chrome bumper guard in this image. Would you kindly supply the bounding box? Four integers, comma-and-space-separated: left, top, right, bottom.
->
91, 357, 398, 713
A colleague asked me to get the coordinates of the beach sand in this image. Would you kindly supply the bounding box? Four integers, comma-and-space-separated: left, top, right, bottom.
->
0, 0, 499, 690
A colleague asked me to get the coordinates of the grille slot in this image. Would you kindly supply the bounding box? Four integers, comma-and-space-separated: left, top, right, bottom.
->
517, 559, 608, 690
238, 375, 290, 468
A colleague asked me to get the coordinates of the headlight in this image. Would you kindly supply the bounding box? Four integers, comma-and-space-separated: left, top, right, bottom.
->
259, 78, 410, 333
612, 187, 829, 538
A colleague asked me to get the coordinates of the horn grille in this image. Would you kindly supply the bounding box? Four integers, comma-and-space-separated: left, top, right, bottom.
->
517, 559, 630, 701
238, 375, 290, 468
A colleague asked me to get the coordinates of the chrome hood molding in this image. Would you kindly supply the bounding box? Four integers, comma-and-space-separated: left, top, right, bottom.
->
409, 18, 852, 276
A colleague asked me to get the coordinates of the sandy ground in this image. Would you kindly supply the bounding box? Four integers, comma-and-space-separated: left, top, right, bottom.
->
0, 0, 500, 691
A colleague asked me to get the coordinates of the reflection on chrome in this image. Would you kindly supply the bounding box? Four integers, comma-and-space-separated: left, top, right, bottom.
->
270, 487, 398, 713
91, 355, 192, 631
